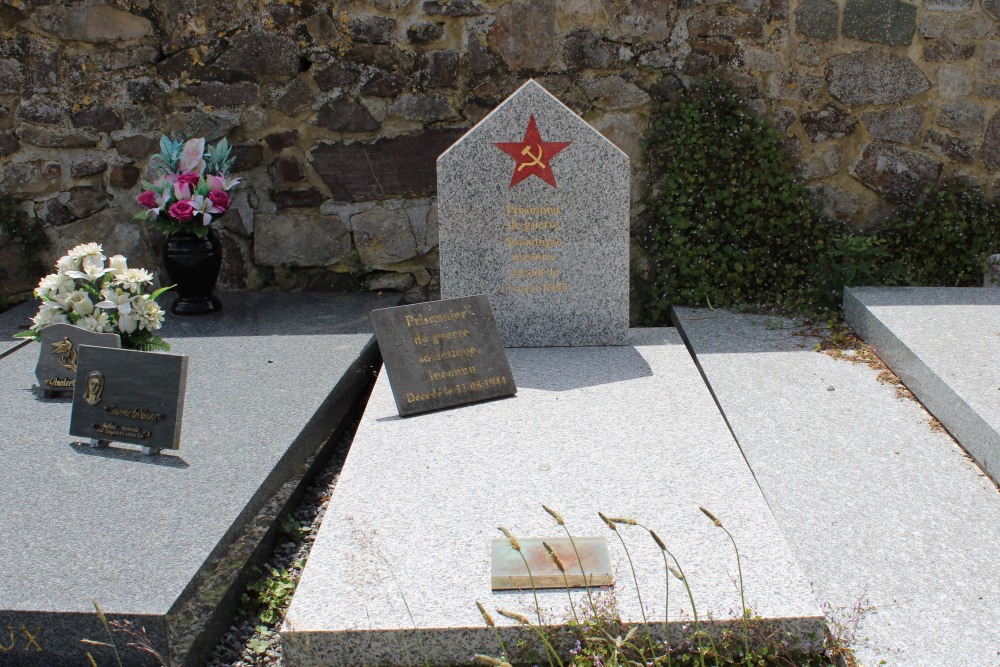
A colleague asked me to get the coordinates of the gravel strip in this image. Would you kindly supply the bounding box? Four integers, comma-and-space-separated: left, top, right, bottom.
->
206, 416, 359, 667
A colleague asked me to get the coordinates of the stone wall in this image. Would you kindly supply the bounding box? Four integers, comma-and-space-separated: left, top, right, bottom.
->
1, 0, 999, 306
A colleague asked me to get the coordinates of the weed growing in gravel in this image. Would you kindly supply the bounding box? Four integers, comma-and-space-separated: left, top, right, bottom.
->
477, 506, 859, 667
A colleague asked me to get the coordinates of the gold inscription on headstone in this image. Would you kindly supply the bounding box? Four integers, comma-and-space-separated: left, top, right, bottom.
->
94, 422, 152, 440
21, 627, 42, 652
0, 626, 43, 652
45, 377, 75, 388
104, 405, 166, 422
501, 204, 570, 297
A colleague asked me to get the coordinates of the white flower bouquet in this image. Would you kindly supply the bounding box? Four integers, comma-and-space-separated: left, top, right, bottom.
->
14, 243, 172, 351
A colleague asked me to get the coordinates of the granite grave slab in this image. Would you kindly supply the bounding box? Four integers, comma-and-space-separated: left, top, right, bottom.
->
673, 306, 1000, 667
282, 329, 822, 666
370, 295, 515, 416
69, 346, 188, 452
0, 291, 390, 667
844, 286, 1000, 486
438, 80, 629, 347
35, 322, 121, 397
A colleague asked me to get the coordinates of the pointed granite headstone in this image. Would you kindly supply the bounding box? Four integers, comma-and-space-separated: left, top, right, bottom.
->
438, 80, 630, 347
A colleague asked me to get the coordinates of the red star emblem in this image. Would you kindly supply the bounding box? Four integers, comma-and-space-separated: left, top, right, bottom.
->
494, 115, 571, 189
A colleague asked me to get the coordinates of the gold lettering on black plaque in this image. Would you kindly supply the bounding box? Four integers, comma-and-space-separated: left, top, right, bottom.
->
0, 625, 13, 652
45, 377, 74, 388
94, 422, 151, 440
21, 627, 42, 652
51, 337, 78, 373
104, 405, 166, 422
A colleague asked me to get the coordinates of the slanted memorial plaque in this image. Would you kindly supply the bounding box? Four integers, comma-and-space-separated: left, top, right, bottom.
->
491, 536, 613, 590
34, 323, 121, 397
370, 295, 516, 416
69, 345, 188, 453
438, 79, 630, 347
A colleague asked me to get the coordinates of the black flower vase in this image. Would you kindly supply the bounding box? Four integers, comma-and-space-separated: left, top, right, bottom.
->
162, 229, 223, 315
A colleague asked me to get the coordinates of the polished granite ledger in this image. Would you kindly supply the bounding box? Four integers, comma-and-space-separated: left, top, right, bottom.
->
283, 328, 822, 666
0, 291, 390, 667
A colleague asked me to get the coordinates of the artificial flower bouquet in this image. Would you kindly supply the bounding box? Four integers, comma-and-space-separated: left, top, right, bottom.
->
135, 136, 240, 238
14, 243, 172, 351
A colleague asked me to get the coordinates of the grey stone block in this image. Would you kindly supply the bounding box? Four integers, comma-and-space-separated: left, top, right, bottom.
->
794, 0, 839, 41
842, 0, 917, 46
0, 292, 389, 666
843, 286, 1000, 487
283, 329, 822, 666
439, 80, 629, 347
673, 305, 1000, 667
827, 51, 929, 105
861, 107, 923, 145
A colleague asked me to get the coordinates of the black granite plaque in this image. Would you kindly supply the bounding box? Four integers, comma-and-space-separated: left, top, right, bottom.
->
69, 345, 188, 451
370, 295, 516, 416
35, 324, 121, 397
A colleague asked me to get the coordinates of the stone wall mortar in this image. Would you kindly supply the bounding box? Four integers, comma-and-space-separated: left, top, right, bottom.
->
0, 0, 998, 304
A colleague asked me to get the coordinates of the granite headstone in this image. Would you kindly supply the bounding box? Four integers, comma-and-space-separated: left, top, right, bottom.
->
34, 323, 121, 396
69, 345, 188, 452
370, 295, 516, 416
438, 79, 630, 347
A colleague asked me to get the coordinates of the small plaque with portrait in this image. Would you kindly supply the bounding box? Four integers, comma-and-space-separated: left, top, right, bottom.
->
69, 345, 188, 452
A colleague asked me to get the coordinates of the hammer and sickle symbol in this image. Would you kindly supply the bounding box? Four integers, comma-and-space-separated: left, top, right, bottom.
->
517, 144, 546, 171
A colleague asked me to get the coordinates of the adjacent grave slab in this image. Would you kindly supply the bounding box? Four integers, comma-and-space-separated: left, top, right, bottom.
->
282, 329, 822, 667
0, 299, 34, 357
0, 292, 390, 667
844, 286, 1000, 486
438, 80, 629, 347
673, 306, 1000, 667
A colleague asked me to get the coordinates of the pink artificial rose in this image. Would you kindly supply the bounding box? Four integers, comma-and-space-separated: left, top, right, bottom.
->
177, 172, 201, 189
168, 199, 196, 223
136, 190, 158, 209
207, 190, 231, 213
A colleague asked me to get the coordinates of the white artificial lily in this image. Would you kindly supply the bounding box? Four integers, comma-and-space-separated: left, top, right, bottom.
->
95, 288, 136, 318
144, 188, 173, 219
178, 138, 206, 174
65, 262, 115, 283
190, 194, 223, 226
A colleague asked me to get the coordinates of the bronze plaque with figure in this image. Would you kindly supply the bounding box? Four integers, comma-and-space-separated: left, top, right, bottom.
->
69, 345, 188, 453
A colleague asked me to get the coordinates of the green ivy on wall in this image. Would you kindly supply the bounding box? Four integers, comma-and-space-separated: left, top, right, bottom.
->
638, 79, 1000, 324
